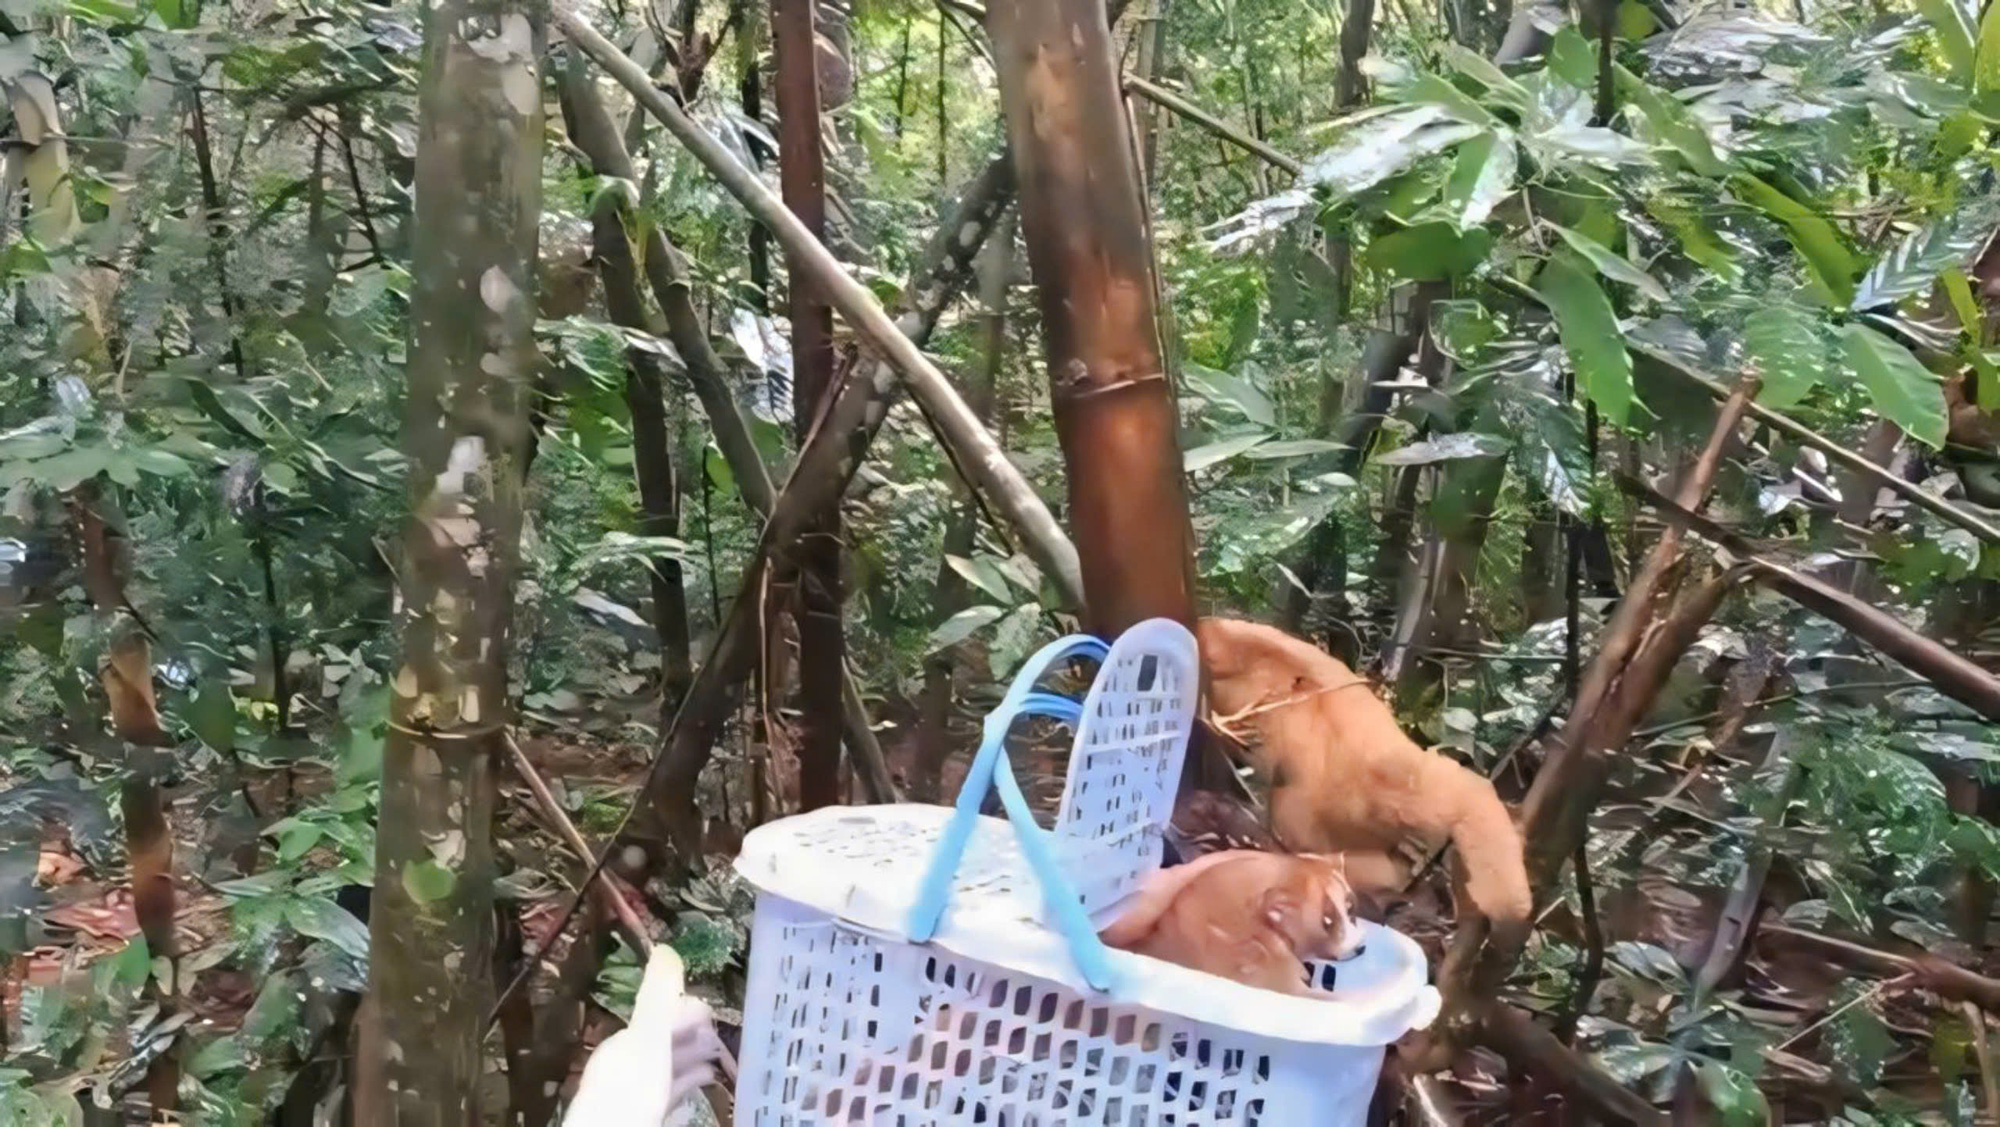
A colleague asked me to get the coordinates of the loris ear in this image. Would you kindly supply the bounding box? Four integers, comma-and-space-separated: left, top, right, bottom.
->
1258, 886, 1301, 930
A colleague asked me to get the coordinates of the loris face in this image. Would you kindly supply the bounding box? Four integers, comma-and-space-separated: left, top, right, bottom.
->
1264, 856, 1364, 963
1196, 618, 1304, 716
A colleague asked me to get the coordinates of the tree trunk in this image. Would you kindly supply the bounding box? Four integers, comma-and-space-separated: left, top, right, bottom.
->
356, 0, 543, 1118
587, 190, 693, 707
986, 0, 1196, 637
773, 0, 845, 811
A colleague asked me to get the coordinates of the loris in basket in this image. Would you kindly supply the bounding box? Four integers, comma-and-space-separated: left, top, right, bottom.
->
1099, 850, 1363, 994
1195, 617, 1533, 937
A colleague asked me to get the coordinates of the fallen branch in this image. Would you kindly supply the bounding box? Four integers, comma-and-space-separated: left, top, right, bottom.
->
1762, 923, 2000, 1014
1479, 1005, 1669, 1126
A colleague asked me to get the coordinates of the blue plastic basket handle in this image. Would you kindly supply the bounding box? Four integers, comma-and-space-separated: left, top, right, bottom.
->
906, 634, 1119, 993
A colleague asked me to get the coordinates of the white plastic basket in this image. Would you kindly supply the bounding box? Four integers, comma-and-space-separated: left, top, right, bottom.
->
732, 619, 1440, 1125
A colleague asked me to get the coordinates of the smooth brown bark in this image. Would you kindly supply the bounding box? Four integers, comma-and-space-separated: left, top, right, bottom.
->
987, 0, 1195, 637
773, 0, 844, 811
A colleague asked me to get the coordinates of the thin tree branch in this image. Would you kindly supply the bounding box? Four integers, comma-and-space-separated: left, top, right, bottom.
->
560, 10, 1085, 603
1479, 1005, 1669, 1126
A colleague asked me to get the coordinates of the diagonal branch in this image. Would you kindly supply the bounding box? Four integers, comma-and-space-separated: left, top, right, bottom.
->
560, 9, 1084, 602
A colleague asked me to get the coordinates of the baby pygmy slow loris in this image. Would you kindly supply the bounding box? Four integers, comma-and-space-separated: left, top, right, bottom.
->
1099, 849, 1362, 995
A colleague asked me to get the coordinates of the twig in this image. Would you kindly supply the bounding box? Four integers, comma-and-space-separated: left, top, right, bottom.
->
1773, 976, 1903, 1053
1478, 1005, 1669, 1126
1554, 837, 1603, 1044
1617, 474, 2000, 722
1122, 75, 1302, 175
1763, 923, 2000, 1013
1968, 1002, 2000, 1127
559, 8, 1085, 604
495, 733, 741, 1102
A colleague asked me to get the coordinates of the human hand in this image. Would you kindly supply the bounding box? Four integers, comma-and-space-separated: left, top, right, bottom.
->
563, 945, 724, 1126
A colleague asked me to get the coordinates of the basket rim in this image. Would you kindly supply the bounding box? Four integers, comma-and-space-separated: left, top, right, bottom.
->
736, 806, 1441, 1047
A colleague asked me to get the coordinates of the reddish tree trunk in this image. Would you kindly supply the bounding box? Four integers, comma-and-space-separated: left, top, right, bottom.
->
773, 0, 844, 811
986, 0, 1196, 637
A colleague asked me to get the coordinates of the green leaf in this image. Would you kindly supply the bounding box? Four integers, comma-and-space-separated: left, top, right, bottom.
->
1183, 432, 1271, 472
184, 680, 236, 753
285, 896, 370, 960
401, 860, 457, 904
1694, 1060, 1772, 1126
1373, 432, 1510, 465
986, 604, 1043, 678
1538, 251, 1635, 424
1730, 173, 1859, 307
1622, 78, 1728, 176
1649, 198, 1740, 283
946, 555, 1013, 603
1242, 438, 1347, 459
1852, 212, 1987, 311
1184, 363, 1276, 426
1918, 0, 1977, 81
1366, 220, 1494, 281
1439, 132, 1518, 228
1549, 223, 1668, 302
926, 604, 1005, 653
1841, 324, 1948, 448
1980, 0, 2000, 95
1744, 306, 1829, 408
1439, 43, 1532, 112
1300, 105, 1485, 204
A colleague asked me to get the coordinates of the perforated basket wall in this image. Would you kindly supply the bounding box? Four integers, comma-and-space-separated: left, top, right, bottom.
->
736, 895, 1387, 1126
730, 620, 1437, 1126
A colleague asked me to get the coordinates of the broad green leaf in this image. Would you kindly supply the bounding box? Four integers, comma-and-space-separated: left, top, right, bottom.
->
1183, 432, 1271, 472
285, 896, 370, 960
1439, 44, 1532, 112
1943, 269, 2000, 409
1919, 0, 1977, 80
1852, 211, 1986, 310
1185, 362, 1276, 426
1365, 220, 1494, 281
1373, 432, 1511, 465
1617, 0, 1657, 38
1300, 105, 1485, 203
1649, 198, 1741, 283
1694, 1060, 1772, 1126
987, 604, 1042, 679
1621, 75, 1728, 176
1840, 323, 1948, 448
402, 860, 458, 904
926, 604, 1005, 652
1744, 306, 1828, 408
1403, 75, 1498, 127
946, 555, 1013, 603
1242, 438, 1347, 459
1549, 223, 1669, 302
1730, 173, 1859, 307
1439, 132, 1518, 227
1538, 250, 1635, 424
1980, 0, 2000, 95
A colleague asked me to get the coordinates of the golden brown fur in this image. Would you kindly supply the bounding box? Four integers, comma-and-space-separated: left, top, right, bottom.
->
1100, 850, 1363, 994
1195, 618, 1532, 932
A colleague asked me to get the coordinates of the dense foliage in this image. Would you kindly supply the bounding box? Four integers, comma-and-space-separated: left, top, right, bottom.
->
7, 0, 2000, 1120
